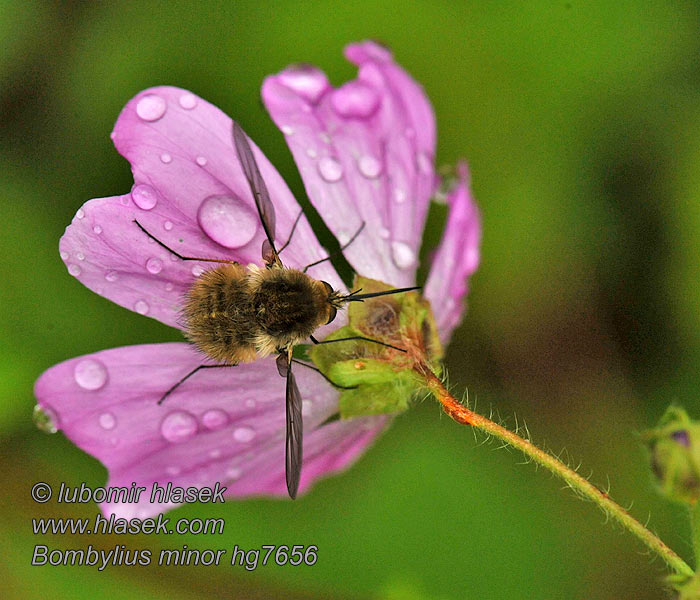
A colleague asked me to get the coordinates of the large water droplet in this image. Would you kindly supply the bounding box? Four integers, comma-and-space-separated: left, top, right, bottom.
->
160, 153, 172, 164
357, 155, 382, 178
331, 82, 380, 118
197, 194, 258, 249
318, 157, 343, 182
233, 427, 256, 443
146, 257, 163, 274
134, 300, 150, 315
278, 65, 329, 103
391, 241, 416, 270
136, 94, 167, 122
160, 411, 198, 443
201, 409, 229, 431
131, 183, 158, 210
33, 404, 59, 433
178, 93, 197, 110
105, 270, 119, 282
68, 264, 81, 277
74, 358, 108, 391
99, 412, 117, 430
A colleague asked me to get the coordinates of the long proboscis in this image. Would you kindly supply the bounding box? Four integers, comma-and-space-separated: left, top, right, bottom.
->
342, 286, 422, 302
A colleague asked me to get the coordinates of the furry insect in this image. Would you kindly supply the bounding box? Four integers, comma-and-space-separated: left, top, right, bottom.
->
134, 121, 418, 498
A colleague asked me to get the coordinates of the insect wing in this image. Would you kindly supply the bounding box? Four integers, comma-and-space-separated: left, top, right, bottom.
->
284, 357, 303, 499
232, 120, 278, 260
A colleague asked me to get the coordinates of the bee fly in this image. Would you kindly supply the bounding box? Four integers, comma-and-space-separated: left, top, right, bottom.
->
134, 121, 419, 498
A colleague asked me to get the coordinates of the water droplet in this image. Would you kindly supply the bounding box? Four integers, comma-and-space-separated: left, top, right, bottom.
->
281, 125, 294, 135
33, 404, 59, 434
233, 427, 256, 443
136, 94, 167, 121
306, 148, 318, 159
131, 183, 158, 210
68, 264, 81, 277
134, 300, 150, 315
163, 220, 173, 231
197, 194, 258, 248
76, 208, 85, 219
278, 64, 329, 103
191, 265, 205, 277
93, 225, 103, 234
166, 465, 181, 476
105, 270, 119, 282
336, 230, 351, 245
417, 152, 433, 174
178, 93, 197, 110
209, 448, 222, 459
357, 155, 382, 178
146, 257, 163, 274
160, 411, 198, 443
394, 188, 407, 203
331, 82, 380, 118
60, 251, 69, 260
318, 157, 343, 182
74, 358, 108, 391
160, 153, 172, 164
379, 227, 390, 239
170, 254, 179, 262
76, 252, 85, 261
245, 399, 256, 409
226, 466, 242, 480
391, 241, 416, 270
195, 155, 207, 166
98, 412, 116, 430
165, 282, 174, 292
202, 409, 229, 431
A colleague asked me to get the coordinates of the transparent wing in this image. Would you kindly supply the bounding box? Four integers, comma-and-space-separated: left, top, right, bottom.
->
232, 120, 278, 261
277, 352, 303, 498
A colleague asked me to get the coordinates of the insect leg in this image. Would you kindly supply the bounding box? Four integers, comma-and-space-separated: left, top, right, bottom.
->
302, 221, 366, 273
277, 210, 303, 256
290, 358, 358, 390
309, 334, 407, 353
158, 364, 237, 405
134, 220, 238, 264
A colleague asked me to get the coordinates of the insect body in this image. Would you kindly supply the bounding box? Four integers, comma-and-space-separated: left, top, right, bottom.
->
135, 121, 418, 499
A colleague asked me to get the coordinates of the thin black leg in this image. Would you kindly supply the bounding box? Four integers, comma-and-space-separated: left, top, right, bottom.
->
290, 358, 358, 389
309, 334, 406, 353
277, 210, 303, 255
303, 222, 366, 273
158, 364, 236, 405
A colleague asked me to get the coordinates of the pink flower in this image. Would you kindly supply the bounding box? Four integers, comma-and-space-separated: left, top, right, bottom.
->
34, 41, 481, 518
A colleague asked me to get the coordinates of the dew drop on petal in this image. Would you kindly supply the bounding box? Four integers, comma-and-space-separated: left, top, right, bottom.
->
195, 155, 207, 166
278, 64, 329, 103
76, 208, 85, 219
201, 409, 229, 431
60, 251, 69, 260
226, 466, 242, 480
357, 155, 382, 178
178, 93, 197, 110
379, 227, 390, 239
331, 81, 380, 118
74, 358, 108, 391
233, 427, 256, 443
134, 300, 150, 315
165, 282, 174, 292
336, 230, 351, 245
160, 153, 172, 164
131, 183, 158, 210
417, 152, 433, 174
391, 241, 416, 270
191, 265, 205, 277
163, 220, 174, 231
306, 148, 318, 159
145, 257, 163, 274
394, 188, 407, 204
160, 411, 198, 443
76, 252, 85, 261
98, 412, 116, 430
197, 194, 258, 249
105, 270, 119, 282
93, 225, 102, 234
68, 264, 81, 277
136, 94, 167, 122
281, 125, 294, 135
318, 157, 343, 182
33, 404, 59, 434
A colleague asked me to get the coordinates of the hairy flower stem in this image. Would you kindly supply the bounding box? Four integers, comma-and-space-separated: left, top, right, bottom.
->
421, 370, 694, 578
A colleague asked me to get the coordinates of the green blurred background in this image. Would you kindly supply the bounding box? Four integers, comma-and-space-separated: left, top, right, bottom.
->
2, 1, 699, 598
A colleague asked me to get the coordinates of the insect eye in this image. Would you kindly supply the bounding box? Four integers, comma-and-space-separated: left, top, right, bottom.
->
320, 280, 333, 296
326, 305, 338, 325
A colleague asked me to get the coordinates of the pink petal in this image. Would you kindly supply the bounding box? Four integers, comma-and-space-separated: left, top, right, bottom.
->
61, 87, 344, 329
34, 343, 386, 518
424, 163, 482, 344
262, 41, 436, 288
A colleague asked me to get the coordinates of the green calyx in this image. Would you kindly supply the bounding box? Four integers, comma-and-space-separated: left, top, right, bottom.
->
310, 276, 443, 419
643, 405, 700, 506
